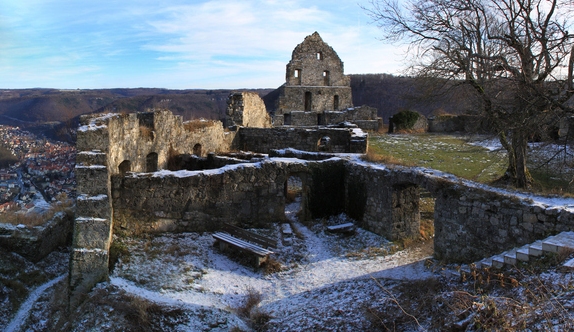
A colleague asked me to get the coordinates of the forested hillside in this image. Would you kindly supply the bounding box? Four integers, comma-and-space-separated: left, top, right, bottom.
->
349, 74, 477, 121
0, 74, 478, 141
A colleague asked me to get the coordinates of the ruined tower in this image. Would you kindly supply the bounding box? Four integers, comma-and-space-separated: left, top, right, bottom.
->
273, 32, 354, 126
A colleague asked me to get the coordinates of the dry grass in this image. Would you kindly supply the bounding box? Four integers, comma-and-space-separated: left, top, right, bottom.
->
361, 150, 414, 166
366, 262, 574, 331
235, 287, 263, 318
183, 119, 219, 131
75, 286, 187, 331
232, 287, 272, 331
2, 194, 74, 227
262, 257, 283, 275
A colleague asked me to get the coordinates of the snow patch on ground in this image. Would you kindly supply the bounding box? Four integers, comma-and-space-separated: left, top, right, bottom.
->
110, 204, 433, 330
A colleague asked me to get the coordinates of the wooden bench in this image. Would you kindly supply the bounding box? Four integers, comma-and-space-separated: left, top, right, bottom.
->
213, 232, 274, 268
222, 223, 277, 249
327, 222, 356, 234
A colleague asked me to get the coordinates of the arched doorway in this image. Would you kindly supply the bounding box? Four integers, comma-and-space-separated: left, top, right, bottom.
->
304, 92, 312, 111
146, 152, 158, 172
284, 174, 304, 221
193, 143, 202, 156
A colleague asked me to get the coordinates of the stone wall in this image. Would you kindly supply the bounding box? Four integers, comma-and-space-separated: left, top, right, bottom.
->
76, 110, 234, 175
274, 32, 354, 119
277, 86, 353, 116
344, 164, 421, 240
226, 92, 272, 128
110, 159, 350, 236
233, 127, 367, 154
0, 212, 72, 262
428, 114, 489, 133
433, 185, 574, 262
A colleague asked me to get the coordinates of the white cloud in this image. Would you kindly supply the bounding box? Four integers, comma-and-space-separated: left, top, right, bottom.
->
0, 0, 407, 88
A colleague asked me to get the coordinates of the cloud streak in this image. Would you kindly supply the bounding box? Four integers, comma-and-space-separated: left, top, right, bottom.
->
0, 0, 407, 89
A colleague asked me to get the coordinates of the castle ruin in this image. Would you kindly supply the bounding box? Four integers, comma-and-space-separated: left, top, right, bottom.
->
270, 32, 380, 130
68, 32, 574, 307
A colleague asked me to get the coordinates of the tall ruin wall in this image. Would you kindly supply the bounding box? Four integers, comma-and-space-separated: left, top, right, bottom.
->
226, 92, 272, 129
276, 86, 353, 116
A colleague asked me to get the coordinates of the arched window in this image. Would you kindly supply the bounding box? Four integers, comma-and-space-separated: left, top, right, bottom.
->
118, 160, 131, 176
146, 152, 158, 172
193, 143, 202, 156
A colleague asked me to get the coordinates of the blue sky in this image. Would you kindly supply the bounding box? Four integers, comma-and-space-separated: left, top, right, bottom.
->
0, 0, 406, 89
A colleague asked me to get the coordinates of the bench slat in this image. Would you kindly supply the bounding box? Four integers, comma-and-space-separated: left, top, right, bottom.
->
213, 232, 274, 256
222, 223, 277, 248
327, 222, 355, 231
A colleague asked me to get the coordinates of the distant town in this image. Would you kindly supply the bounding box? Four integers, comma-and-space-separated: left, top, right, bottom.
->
0, 125, 75, 214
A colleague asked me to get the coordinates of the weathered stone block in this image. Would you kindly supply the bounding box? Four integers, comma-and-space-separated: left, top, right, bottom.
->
73, 217, 111, 249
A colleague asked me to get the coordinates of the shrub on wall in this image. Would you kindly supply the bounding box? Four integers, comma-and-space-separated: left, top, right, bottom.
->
392, 110, 420, 130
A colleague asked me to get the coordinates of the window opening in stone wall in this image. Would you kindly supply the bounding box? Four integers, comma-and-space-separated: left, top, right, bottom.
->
419, 188, 436, 252
285, 175, 303, 221
146, 152, 158, 172
317, 52, 323, 60
193, 143, 202, 156
294, 69, 302, 85
323, 71, 330, 86
333, 95, 339, 110
284, 113, 292, 125
118, 160, 131, 176
317, 113, 325, 126
304, 92, 312, 111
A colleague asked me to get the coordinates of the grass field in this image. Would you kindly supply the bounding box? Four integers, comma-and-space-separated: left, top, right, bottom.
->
368, 133, 574, 194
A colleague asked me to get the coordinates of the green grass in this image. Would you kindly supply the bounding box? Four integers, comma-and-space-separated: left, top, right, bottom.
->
368, 133, 507, 182
368, 133, 574, 195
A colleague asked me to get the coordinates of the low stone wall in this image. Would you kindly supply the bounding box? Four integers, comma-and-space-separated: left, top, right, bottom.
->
111, 163, 290, 234
428, 114, 489, 133
0, 212, 72, 262
234, 127, 367, 154
433, 185, 574, 262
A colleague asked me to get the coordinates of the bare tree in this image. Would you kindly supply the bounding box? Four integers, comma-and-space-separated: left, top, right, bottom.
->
365, 0, 574, 188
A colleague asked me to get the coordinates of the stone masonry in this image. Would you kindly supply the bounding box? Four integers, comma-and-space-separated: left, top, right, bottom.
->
70, 109, 368, 306
226, 92, 272, 129
271, 32, 380, 130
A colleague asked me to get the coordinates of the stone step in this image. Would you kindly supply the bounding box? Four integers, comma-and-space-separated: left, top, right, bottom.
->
529, 241, 544, 257
516, 245, 530, 262
564, 257, 574, 268
460, 265, 471, 274
492, 255, 505, 269
503, 249, 518, 265
281, 223, 293, 236
478, 258, 493, 269
542, 232, 574, 253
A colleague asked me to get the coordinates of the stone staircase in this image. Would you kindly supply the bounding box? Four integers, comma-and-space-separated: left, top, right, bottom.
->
458, 231, 574, 274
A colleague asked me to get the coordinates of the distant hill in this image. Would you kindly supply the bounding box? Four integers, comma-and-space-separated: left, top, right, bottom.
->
0, 88, 273, 141
0, 76, 477, 141
349, 74, 477, 122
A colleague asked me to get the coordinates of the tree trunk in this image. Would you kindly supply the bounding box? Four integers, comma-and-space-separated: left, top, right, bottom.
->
512, 130, 531, 188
